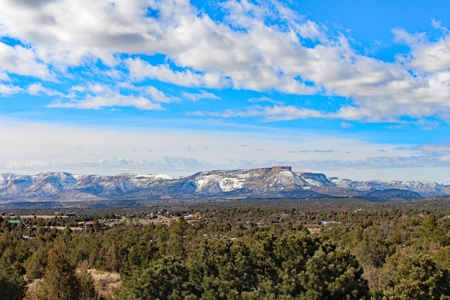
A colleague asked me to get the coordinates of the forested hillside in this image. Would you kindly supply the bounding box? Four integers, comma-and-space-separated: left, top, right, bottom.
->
2, 199, 450, 299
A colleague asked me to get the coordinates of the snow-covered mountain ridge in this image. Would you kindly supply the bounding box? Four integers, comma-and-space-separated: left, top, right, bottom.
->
0, 166, 449, 202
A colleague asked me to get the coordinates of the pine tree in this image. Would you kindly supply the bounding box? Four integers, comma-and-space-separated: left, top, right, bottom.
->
34, 240, 80, 300
121, 241, 157, 284
379, 253, 450, 299
434, 245, 450, 270
26, 246, 48, 281
354, 236, 394, 268
130, 256, 190, 300
105, 242, 123, 272
190, 238, 258, 299
301, 245, 370, 299
0, 257, 27, 300
76, 262, 98, 300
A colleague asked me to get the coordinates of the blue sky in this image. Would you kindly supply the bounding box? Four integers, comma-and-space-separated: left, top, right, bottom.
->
1, 0, 450, 181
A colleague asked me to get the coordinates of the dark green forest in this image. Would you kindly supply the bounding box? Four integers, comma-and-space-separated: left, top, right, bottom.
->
2, 198, 450, 299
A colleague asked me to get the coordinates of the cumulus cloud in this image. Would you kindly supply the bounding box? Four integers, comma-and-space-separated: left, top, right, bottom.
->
248, 97, 284, 105
189, 105, 326, 121
182, 90, 219, 101
0, 1, 324, 97
47, 85, 162, 110
0, 72, 9, 81
0, 42, 52, 79
145, 86, 179, 103
2, 0, 450, 122
340, 122, 353, 128
0, 83, 21, 95
48, 94, 162, 110
126, 58, 228, 88
27, 83, 62, 96
394, 28, 450, 73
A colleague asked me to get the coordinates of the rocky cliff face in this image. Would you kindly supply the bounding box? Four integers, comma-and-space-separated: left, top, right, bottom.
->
0, 167, 448, 202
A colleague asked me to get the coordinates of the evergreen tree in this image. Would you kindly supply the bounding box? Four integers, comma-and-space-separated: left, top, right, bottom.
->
434, 246, 450, 270
105, 242, 123, 272
77, 262, 98, 300
121, 241, 158, 284
271, 232, 321, 297
354, 237, 393, 268
167, 217, 189, 257
129, 256, 190, 300
301, 245, 370, 299
34, 240, 80, 300
378, 253, 450, 300
26, 246, 48, 281
190, 238, 257, 299
0, 257, 27, 300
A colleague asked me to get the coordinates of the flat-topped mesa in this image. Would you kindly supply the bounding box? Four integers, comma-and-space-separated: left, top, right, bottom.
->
266, 166, 292, 172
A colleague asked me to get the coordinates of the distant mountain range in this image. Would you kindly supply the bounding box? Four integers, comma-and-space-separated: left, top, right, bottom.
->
1, 166, 449, 203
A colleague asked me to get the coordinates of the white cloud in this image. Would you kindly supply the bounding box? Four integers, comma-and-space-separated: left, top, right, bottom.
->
5, 160, 51, 169
126, 58, 228, 88
289, 149, 338, 153
2, 0, 450, 122
0, 83, 21, 95
0, 72, 9, 81
394, 28, 450, 73
0, 42, 52, 79
190, 105, 325, 121
27, 83, 62, 96
397, 140, 450, 153
145, 86, 179, 103
295, 20, 327, 43
340, 122, 353, 128
0, 0, 325, 94
47, 85, 162, 110
74, 157, 216, 173
48, 94, 162, 110
291, 155, 446, 170
182, 90, 219, 102
248, 97, 284, 105
69, 85, 86, 93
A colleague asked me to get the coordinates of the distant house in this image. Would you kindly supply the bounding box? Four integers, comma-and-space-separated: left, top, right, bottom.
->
85, 221, 94, 228
321, 220, 341, 226
66, 213, 76, 217
8, 220, 21, 224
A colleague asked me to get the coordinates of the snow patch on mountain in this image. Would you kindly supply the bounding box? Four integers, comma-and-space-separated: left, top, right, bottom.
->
0, 167, 449, 201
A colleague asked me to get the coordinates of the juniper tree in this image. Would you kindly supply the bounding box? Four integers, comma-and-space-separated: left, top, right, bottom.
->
76, 262, 98, 300
378, 253, 450, 300
26, 245, 49, 282
34, 240, 80, 300
128, 256, 190, 300
0, 257, 27, 300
